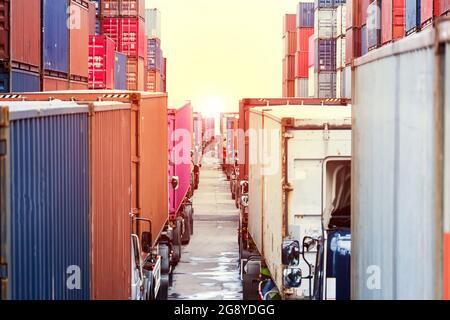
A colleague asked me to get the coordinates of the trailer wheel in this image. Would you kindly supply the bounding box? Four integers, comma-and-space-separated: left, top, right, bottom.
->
181, 214, 191, 245
172, 218, 182, 264
189, 206, 194, 236
159, 244, 170, 275
157, 275, 169, 300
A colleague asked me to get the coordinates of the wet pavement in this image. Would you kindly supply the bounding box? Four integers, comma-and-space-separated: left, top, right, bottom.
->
169, 154, 243, 300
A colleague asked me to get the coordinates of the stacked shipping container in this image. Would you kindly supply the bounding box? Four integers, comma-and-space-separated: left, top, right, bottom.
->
336, 3, 347, 98
283, 14, 297, 97
145, 9, 166, 92
295, 2, 314, 97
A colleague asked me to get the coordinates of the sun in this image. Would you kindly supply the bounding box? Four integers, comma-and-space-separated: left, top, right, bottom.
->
198, 96, 224, 119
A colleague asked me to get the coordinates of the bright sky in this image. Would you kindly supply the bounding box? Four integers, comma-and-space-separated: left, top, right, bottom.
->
145, 0, 302, 117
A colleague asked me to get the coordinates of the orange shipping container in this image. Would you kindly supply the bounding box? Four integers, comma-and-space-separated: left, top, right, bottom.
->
121, 0, 145, 18
14, 91, 169, 246
69, 80, 89, 90
90, 102, 132, 300
43, 76, 70, 91
126, 57, 145, 91
69, 0, 89, 79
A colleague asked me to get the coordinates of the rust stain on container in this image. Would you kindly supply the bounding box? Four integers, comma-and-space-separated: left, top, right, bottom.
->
90, 103, 131, 300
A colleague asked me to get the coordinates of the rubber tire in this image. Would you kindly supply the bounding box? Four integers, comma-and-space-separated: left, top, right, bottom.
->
172, 218, 182, 264
157, 275, 169, 300
181, 214, 191, 245
189, 206, 194, 236
159, 244, 170, 275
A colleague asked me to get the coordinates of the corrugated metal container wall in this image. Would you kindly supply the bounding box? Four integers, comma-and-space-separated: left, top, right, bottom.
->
0, 0, 9, 60
11, 70, 40, 92
91, 103, 131, 300
406, 0, 421, 34
314, 8, 337, 39
295, 51, 309, 77
283, 56, 295, 81
343, 65, 351, 98
43, 0, 69, 74
346, 0, 360, 29
284, 14, 297, 33
352, 20, 450, 299
10, 0, 41, 69
442, 0, 450, 14
114, 52, 127, 89
314, 39, 336, 71
88, 0, 96, 35
360, 0, 371, 27
145, 9, 161, 39
120, 18, 145, 58
284, 32, 297, 56
336, 4, 347, 37
69, 80, 88, 90
297, 2, 315, 28
421, 0, 440, 26
381, 0, 405, 45
101, 18, 120, 51
336, 36, 346, 69
126, 57, 145, 91
88, 35, 115, 89
43, 76, 70, 91
121, 0, 145, 18
297, 27, 314, 51
315, 0, 334, 9
361, 25, 367, 55
295, 78, 308, 97
308, 66, 316, 97
317, 71, 336, 98
101, 0, 120, 17
4, 101, 90, 300
346, 27, 361, 64
367, 0, 381, 51
309, 35, 315, 67
69, 0, 89, 78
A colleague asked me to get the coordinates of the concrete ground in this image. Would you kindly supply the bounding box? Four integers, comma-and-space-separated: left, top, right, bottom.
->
168, 153, 242, 300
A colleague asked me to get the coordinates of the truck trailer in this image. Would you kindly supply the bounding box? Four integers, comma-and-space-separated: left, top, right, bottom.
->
237, 99, 351, 300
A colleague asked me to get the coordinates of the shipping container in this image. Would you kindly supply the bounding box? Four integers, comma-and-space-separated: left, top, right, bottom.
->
295, 77, 309, 97
126, 57, 145, 91
360, 0, 371, 27
120, 17, 146, 58
406, 0, 421, 34
315, 0, 336, 9
145, 70, 164, 92
352, 19, 450, 300
297, 27, 314, 52
284, 14, 297, 33
336, 68, 344, 98
101, 17, 121, 51
89, 101, 132, 300
168, 102, 193, 219
337, 4, 347, 37
381, 0, 405, 45
43, 0, 69, 75
121, 0, 145, 18
148, 38, 162, 71
309, 35, 315, 67
336, 37, 346, 69
7, 91, 169, 248
283, 80, 295, 97
69, 0, 90, 79
145, 8, 162, 39
114, 52, 127, 89
0, 0, 9, 61
367, 0, 381, 51
345, 27, 361, 65
0, 101, 90, 300
346, 0, 360, 29
297, 2, 315, 28
314, 8, 337, 39
193, 113, 203, 166
89, 35, 115, 89
0, 68, 40, 93
314, 39, 337, 71
344, 65, 351, 98
442, 0, 450, 14
295, 51, 309, 78
421, 0, 440, 27
361, 24, 367, 56
283, 55, 296, 81
308, 66, 316, 97
284, 31, 297, 56
43, 76, 70, 91
88, 1, 97, 35
246, 104, 351, 299
100, 0, 120, 17
10, 0, 41, 70
69, 80, 88, 90
314, 71, 337, 98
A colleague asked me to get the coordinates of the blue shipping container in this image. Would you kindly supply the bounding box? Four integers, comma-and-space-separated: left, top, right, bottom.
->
2, 101, 90, 300
326, 230, 351, 300
0, 70, 41, 93
297, 2, 315, 28
315, 0, 345, 8
114, 52, 127, 90
314, 39, 336, 71
43, 0, 69, 74
361, 24, 367, 56
405, 0, 421, 34
147, 38, 162, 71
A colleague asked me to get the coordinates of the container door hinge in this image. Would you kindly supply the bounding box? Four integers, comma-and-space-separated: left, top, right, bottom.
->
283, 132, 294, 139
283, 183, 294, 192
323, 124, 330, 141
0, 264, 7, 279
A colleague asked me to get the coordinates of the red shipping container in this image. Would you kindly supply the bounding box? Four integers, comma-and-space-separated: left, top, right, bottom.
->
89, 35, 115, 89
146, 70, 164, 92
101, 17, 121, 51
295, 51, 309, 78
121, 0, 145, 19
282, 80, 295, 97
296, 27, 314, 52
284, 31, 297, 56
308, 35, 315, 67
43, 76, 70, 91
10, 0, 41, 70
346, 27, 361, 65
69, 0, 89, 79
120, 18, 145, 58
283, 55, 295, 81
360, 0, 371, 27
101, 0, 120, 17
90, 103, 132, 300
127, 57, 145, 91
421, 0, 440, 26
346, 0, 360, 29
283, 14, 296, 33
0, 0, 9, 61
382, 0, 405, 44
442, 0, 450, 14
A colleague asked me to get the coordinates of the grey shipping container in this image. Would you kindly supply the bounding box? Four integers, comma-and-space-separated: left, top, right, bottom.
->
43, 0, 69, 74
114, 52, 127, 90
312, 71, 337, 98
0, 101, 90, 300
314, 8, 337, 39
352, 19, 450, 299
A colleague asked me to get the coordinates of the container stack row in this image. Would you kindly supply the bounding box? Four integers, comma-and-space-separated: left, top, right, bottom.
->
294, 2, 314, 97
145, 9, 166, 92
282, 14, 297, 97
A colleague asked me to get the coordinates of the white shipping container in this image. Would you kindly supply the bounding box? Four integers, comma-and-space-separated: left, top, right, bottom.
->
248, 105, 352, 299
314, 8, 337, 39
336, 37, 346, 69
344, 65, 351, 99
336, 4, 347, 37
308, 66, 316, 97
336, 69, 343, 99
145, 8, 161, 39
295, 78, 309, 97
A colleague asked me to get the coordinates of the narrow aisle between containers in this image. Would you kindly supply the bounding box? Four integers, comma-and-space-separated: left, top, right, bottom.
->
168, 151, 242, 300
